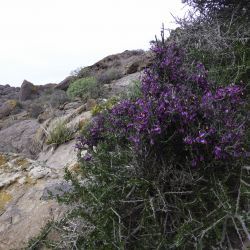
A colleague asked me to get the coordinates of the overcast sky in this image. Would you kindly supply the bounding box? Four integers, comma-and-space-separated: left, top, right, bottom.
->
0, 0, 187, 87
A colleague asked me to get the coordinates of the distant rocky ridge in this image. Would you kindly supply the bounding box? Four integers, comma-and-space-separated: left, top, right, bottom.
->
0, 49, 151, 104
0, 49, 151, 135
56, 49, 152, 90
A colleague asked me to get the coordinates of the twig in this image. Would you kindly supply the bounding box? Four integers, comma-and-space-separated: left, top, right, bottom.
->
235, 166, 243, 215
231, 216, 244, 247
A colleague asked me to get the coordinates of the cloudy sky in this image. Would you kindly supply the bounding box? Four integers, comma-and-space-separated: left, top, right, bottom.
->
0, 0, 187, 86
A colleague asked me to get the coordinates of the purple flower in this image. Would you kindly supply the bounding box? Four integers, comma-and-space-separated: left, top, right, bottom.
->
191, 159, 197, 167
184, 136, 194, 145
83, 153, 92, 161
196, 138, 207, 144
151, 125, 161, 134
214, 146, 222, 159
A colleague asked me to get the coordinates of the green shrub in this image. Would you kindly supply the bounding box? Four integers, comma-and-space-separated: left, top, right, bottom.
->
46, 120, 73, 146
8, 99, 23, 115
67, 77, 100, 101
91, 97, 119, 116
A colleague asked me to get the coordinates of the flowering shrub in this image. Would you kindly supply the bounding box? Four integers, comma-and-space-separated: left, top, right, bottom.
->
67, 31, 249, 249
77, 40, 247, 168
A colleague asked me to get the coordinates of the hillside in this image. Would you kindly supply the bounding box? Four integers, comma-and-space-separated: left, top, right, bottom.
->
0, 50, 149, 249
0, 1, 249, 249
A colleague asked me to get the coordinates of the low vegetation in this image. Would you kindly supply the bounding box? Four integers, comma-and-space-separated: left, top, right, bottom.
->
91, 97, 119, 116
28, 103, 44, 118
46, 120, 74, 146
66, 77, 101, 101
48, 89, 69, 108
27, 221, 55, 250
96, 68, 123, 84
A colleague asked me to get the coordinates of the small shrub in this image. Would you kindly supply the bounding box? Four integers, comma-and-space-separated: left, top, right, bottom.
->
96, 68, 123, 84
28, 104, 44, 118
49, 90, 69, 108
46, 120, 74, 146
7, 99, 17, 108
78, 118, 91, 133
66, 77, 100, 101
8, 99, 23, 115
76, 67, 93, 79
91, 97, 119, 116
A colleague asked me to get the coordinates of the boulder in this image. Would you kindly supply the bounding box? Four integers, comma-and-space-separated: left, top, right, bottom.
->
0, 152, 66, 249
38, 83, 57, 93
59, 49, 151, 90
103, 72, 141, 98
38, 140, 78, 176
0, 111, 29, 131
0, 119, 40, 158
125, 51, 153, 75
125, 61, 140, 74
62, 100, 82, 111
19, 80, 37, 101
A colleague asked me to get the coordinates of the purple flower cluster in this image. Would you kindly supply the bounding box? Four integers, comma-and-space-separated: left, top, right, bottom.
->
77, 38, 247, 166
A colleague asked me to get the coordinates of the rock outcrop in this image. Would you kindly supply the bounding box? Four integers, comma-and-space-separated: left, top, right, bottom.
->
87, 49, 152, 75
103, 72, 141, 97
0, 119, 40, 158
55, 49, 152, 91
19, 80, 37, 101
19, 80, 57, 102
55, 76, 74, 91
0, 125, 83, 249
0, 152, 69, 249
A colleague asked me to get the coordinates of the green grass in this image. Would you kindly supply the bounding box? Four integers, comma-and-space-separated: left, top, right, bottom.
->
46, 120, 74, 146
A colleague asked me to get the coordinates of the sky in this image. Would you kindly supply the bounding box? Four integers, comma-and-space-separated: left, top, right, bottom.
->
0, 0, 187, 87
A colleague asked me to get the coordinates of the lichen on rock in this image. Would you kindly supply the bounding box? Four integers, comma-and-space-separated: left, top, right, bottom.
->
0, 190, 12, 213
